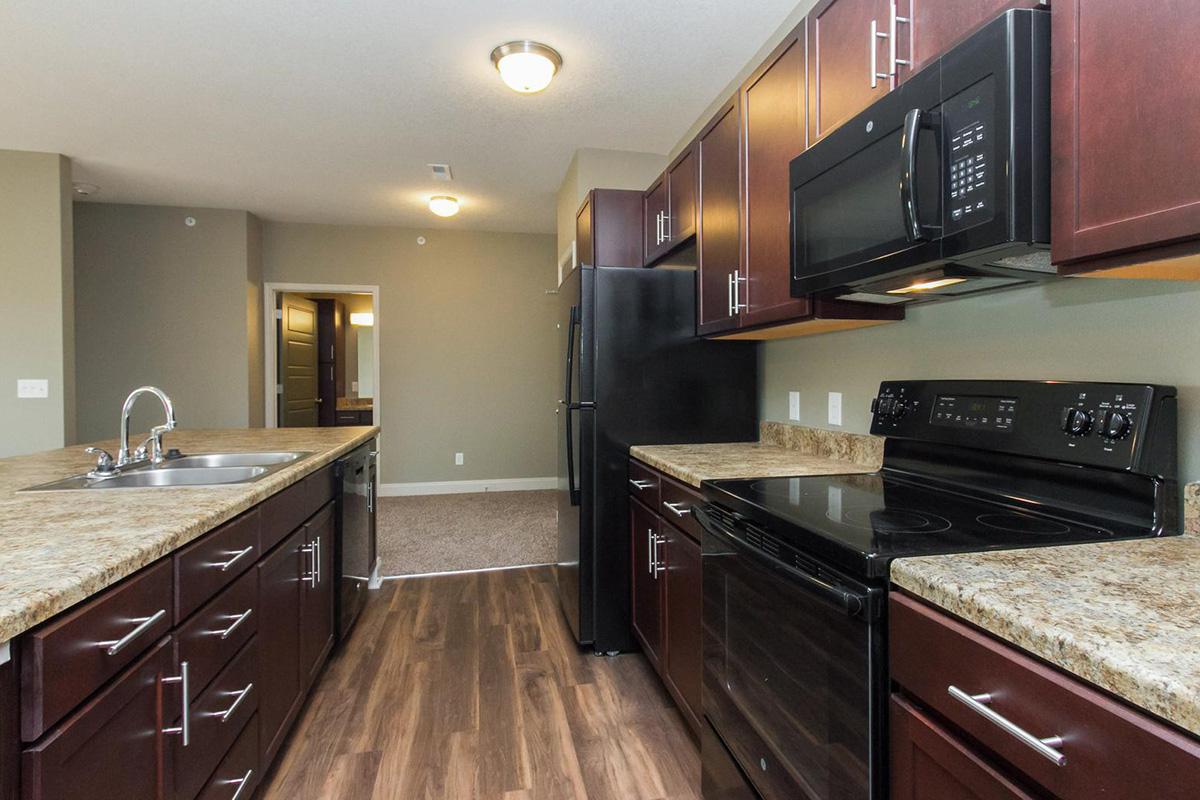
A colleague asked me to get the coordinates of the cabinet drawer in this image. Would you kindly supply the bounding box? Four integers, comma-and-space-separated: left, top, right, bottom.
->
627, 460, 661, 508
175, 508, 260, 622
659, 476, 703, 542
335, 412, 360, 426
261, 464, 335, 552
22, 637, 172, 800
195, 713, 258, 800
890, 592, 1200, 799
21, 559, 173, 742
171, 638, 258, 800
175, 568, 257, 702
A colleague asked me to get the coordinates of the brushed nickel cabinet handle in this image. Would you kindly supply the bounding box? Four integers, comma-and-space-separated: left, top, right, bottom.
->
215, 545, 254, 573
218, 682, 254, 723
948, 685, 1067, 766
301, 543, 317, 588
662, 501, 691, 517
629, 479, 653, 490
871, 18, 890, 88
647, 529, 654, 575
662, 212, 672, 243
99, 608, 167, 656
215, 607, 253, 640
653, 534, 667, 577
162, 661, 190, 746
228, 769, 254, 800
890, 1, 911, 75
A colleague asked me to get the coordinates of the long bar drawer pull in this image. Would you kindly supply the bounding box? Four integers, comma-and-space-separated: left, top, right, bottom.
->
215, 545, 254, 572
228, 769, 254, 800
218, 682, 254, 723
216, 607, 253, 640
99, 608, 167, 656
662, 501, 691, 517
162, 661, 190, 746
629, 479, 653, 490
948, 685, 1067, 766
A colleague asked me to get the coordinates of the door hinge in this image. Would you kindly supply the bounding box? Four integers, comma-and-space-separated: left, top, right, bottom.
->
274, 309, 283, 320
276, 384, 283, 395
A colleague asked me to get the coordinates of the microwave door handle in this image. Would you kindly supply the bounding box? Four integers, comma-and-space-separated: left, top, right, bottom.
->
900, 108, 924, 242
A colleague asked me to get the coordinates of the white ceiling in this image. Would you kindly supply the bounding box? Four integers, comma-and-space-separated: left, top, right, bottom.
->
0, 0, 799, 234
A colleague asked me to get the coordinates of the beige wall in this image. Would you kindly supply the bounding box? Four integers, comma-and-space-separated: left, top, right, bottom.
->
555, 148, 668, 263
74, 203, 262, 441
262, 223, 559, 485
0, 150, 75, 457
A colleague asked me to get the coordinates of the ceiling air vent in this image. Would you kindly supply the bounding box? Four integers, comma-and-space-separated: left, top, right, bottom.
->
428, 163, 453, 182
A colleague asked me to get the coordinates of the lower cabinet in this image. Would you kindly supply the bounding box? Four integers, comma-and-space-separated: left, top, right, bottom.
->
629, 459, 703, 735
299, 505, 335, 689
257, 527, 305, 768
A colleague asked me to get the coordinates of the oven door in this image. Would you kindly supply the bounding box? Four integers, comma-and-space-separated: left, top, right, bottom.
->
698, 506, 885, 800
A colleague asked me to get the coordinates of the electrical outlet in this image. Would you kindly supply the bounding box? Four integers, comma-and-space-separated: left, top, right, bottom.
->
828, 392, 843, 426
455, 452, 464, 466
788, 391, 801, 421
17, 379, 48, 399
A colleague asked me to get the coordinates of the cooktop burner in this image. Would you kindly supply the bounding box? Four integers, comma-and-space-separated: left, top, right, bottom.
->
976, 512, 1077, 535
838, 508, 952, 534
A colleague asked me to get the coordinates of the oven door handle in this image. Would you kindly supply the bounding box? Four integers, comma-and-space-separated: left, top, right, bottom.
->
696, 506, 868, 618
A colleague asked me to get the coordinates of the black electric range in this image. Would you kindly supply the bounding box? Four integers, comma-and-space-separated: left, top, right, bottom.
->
697, 380, 1178, 800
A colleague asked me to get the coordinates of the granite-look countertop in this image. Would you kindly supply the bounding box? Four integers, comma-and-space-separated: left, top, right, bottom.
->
630, 422, 883, 488
891, 502, 1200, 737
0, 426, 378, 644
336, 397, 373, 412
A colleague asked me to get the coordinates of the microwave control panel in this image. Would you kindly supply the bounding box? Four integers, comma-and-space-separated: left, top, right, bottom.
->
944, 76, 996, 233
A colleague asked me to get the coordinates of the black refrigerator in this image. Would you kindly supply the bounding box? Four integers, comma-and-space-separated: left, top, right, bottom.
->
557, 264, 757, 654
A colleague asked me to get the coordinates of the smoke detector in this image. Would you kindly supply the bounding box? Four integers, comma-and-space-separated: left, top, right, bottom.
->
72, 182, 99, 197
428, 163, 453, 182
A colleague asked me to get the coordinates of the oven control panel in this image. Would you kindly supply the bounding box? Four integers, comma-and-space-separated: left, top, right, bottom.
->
870, 380, 1176, 476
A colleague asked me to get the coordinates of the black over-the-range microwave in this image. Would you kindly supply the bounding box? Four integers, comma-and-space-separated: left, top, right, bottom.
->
789, 9, 1051, 305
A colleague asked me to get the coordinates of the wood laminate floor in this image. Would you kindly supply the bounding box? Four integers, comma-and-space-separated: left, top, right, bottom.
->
259, 565, 701, 800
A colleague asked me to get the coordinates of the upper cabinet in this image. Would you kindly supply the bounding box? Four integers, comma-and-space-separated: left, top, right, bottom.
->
643, 173, 670, 264
806, 0, 893, 146
1052, 0, 1200, 277
904, 0, 1042, 76
695, 98, 743, 336
644, 144, 698, 266
577, 189, 643, 269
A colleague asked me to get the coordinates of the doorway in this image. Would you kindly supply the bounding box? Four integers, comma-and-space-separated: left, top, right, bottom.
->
263, 283, 380, 431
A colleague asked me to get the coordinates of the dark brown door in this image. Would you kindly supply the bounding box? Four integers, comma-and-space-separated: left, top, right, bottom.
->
807, 0, 892, 145
575, 193, 593, 267
300, 505, 335, 690
663, 522, 702, 731
21, 638, 172, 800
667, 145, 698, 245
904, 0, 1039, 77
257, 527, 304, 767
696, 97, 742, 336
643, 173, 669, 264
741, 23, 813, 329
1051, 0, 1200, 268
630, 499, 664, 668
890, 694, 1036, 799
279, 293, 319, 428
314, 299, 346, 427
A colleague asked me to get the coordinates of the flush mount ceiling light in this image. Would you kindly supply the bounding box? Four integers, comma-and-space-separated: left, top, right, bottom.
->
428, 195, 460, 217
490, 40, 562, 93
349, 312, 374, 327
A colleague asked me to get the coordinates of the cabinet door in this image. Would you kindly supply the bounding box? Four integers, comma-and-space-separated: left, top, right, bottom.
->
257, 528, 304, 767
300, 505, 335, 690
1051, 0, 1200, 269
890, 694, 1036, 800
643, 174, 669, 265
696, 98, 742, 336
575, 193, 593, 268
667, 145, 697, 245
741, 23, 812, 329
630, 499, 664, 668
663, 523, 702, 731
904, 0, 1039, 77
22, 638, 172, 800
807, 0, 892, 145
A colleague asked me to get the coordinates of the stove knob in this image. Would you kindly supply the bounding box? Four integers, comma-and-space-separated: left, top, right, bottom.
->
1101, 409, 1132, 440
1060, 407, 1093, 436
890, 400, 908, 420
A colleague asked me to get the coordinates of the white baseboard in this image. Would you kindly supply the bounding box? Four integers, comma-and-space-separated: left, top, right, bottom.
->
378, 476, 557, 497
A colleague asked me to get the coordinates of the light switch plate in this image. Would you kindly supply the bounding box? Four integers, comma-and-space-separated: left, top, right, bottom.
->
454, 452, 464, 466
828, 392, 843, 426
788, 391, 801, 421
17, 379, 48, 399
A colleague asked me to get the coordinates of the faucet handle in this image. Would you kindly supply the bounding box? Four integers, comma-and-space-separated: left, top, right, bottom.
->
85, 447, 118, 476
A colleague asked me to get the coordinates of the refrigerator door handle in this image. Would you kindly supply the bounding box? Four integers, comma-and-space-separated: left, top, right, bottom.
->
563, 305, 578, 405
563, 304, 583, 507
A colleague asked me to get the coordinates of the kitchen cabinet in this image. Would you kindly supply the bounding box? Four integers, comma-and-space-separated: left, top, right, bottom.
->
890, 592, 1200, 799
300, 504, 335, 689
1052, 0, 1200, 277
257, 526, 305, 768
662, 518, 701, 730
576, 189, 643, 269
695, 97, 742, 336
904, 0, 1041, 77
630, 497, 664, 670
1, 648, 15, 800
643, 173, 669, 265
644, 145, 698, 266
740, 22, 811, 328
336, 409, 373, 426
806, 0, 892, 146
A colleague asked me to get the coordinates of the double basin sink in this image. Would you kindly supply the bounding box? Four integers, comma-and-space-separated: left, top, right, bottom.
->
25, 451, 313, 491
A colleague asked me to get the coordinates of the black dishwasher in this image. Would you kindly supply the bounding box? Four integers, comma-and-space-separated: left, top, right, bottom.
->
335, 440, 376, 641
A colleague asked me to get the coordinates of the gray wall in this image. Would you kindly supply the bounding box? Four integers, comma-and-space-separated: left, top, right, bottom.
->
760, 277, 1200, 481
0, 150, 75, 457
74, 203, 262, 441
262, 222, 559, 485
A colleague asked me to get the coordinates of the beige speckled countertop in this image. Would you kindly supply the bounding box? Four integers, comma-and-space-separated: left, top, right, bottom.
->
336, 397, 373, 412
892, 486, 1200, 737
630, 422, 883, 488
0, 426, 378, 644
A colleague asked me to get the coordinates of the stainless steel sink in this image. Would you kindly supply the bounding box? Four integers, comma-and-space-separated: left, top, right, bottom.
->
22, 450, 313, 491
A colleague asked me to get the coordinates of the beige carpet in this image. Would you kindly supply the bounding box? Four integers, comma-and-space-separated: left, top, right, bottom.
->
376, 490, 558, 576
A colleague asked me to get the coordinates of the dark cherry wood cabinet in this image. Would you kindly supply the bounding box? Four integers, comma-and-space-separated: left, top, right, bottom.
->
1052, 0, 1200, 275
0, 647, 15, 800
662, 519, 701, 731
257, 526, 305, 769
807, 0, 892, 146
643, 173, 670, 265
576, 189, 643, 269
630, 497, 664, 669
667, 145, 697, 246
695, 97, 743, 336
300, 505, 335, 690
903, 0, 1041, 77
740, 21, 812, 329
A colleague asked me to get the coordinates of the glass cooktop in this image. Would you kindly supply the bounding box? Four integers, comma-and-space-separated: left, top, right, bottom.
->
702, 471, 1151, 578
